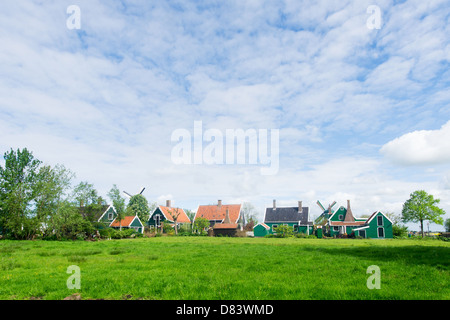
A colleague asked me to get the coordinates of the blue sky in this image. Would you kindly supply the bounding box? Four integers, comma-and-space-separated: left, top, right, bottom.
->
1, 0, 449, 230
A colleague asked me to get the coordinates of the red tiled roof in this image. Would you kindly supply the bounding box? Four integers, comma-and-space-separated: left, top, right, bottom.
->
195, 204, 241, 223
258, 223, 270, 230
159, 206, 191, 223
110, 216, 137, 227
213, 223, 238, 229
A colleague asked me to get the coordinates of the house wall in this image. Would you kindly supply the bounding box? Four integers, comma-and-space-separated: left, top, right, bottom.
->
253, 225, 269, 237
99, 207, 117, 226
265, 222, 312, 235
147, 207, 165, 227
366, 212, 393, 239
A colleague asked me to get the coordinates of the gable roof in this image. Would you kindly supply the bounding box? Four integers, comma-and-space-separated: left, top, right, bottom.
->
254, 222, 270, 230
195, 204, 242, 223
264, 206, 312, 225
78, 204, 110, 221
110, 215, 142, 228
97, 205, 117, 221
158, 206, 191, 223
366, 211, 393, 225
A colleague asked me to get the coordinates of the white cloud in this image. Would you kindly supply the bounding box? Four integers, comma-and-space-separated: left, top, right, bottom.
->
381, 121, 450, 165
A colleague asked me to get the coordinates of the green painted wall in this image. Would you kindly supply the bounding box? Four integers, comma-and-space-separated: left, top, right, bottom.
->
264, 223, 312, 235
253, 224, 269, 237
366, 212, 393, 239
147, 207, 166, 227
99, 207, 117, 225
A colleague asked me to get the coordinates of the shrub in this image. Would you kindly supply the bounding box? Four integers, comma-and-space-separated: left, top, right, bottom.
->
273, 225, 294, 238
393, 224, 409, 238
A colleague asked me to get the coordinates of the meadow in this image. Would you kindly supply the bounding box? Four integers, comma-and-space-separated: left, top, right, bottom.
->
0, 237, 448, 300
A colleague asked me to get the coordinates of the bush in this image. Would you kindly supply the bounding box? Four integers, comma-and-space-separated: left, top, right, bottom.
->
273, 225, 294, 238
393, 224, 408, 238
100, 228, 141, 239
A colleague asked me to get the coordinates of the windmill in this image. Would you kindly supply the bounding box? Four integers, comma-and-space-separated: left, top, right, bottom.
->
315, 200, 337, 226
122, 187, 146, 199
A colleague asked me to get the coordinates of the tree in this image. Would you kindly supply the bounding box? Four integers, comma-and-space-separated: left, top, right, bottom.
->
385, 212, 408, 238
107, 184, 126, 231
72, 181, 99, 207
184, 209, 195, 223
0, 148, 42, 239
34, 164, 75, 238
193, 217, 209, 235
48, 200, 94, 240
127, 194, 150, 223
402, 190, 446, 238
241, 202, 258, 230
445, 218, 450, 233
167, 207, 182, 235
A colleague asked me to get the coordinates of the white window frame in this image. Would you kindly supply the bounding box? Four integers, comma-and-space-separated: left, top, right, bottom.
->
272, 224, 278, 232
377, 216, 383, 226
338, 215, 343, 220
333, 226, 339, 232
378, 227, 384, 238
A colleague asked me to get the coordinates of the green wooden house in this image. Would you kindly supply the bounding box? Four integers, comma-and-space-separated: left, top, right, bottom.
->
316, 200, 393, 238
253, 223, 270, 237
97, 205, 118, 226
79, 204, 118, 227
147, 200, 191, 231
255, 200, 313, 236
110, 215, 144, 234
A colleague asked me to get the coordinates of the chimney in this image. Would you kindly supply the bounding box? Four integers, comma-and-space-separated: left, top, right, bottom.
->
298, 201, 303, 213
344, 199, 355, 223
218, 200, 222, 209
273, 199, 276, 210
166, 199, 171, 207
223, 208, 231, 224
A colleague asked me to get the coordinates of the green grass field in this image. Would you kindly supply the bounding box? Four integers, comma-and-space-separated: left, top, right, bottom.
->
0, 237, 448, 300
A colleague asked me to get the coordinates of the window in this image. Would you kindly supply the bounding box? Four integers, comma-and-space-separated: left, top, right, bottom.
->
108, 213, 113, 220
377, 216, 383, 226
378, 227, 384, 238
359, 230, 366, 238
333, 226, 339, 232
155, 214, 161, 226
272, 225, 278, 232
338, 215, 343, 220
293, 225, 299, 232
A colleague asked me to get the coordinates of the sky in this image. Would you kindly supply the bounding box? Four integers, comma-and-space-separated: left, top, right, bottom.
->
1, 0, 449, 231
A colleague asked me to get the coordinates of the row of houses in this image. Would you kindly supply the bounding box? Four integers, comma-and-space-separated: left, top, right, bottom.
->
88, 198, 393, 239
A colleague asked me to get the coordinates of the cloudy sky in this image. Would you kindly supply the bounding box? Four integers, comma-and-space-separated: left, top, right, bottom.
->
1, 0, 449, 230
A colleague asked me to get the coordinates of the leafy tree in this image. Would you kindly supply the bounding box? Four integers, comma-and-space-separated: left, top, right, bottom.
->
72, 181, 99, 207
48, 200, 94, 240
72, 181, 104, 222
193, 217, 209, 235
34, 164, 75, 234
127, 194, 150, 223
184, 209, 195, 223
445, 218, 450, 233
107, 184, 126, 231
0, 148, 42, 239
402, 190, 446, 238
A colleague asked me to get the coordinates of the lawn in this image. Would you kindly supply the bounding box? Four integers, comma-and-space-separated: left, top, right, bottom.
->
0, 237, 448, 300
